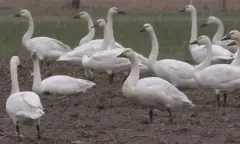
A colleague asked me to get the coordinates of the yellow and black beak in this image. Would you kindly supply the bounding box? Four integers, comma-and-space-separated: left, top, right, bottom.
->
200, 23, 208, 28
227, 40, 239, 46
139, 27, 146, 32
221, 34, 231, 41
117, 50, 127, 58
18, 64, 23, 68
190, 39, 199, 45
14, 14, 21, 17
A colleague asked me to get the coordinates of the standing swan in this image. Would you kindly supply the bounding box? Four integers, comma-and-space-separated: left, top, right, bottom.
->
14, 9, 71, 67
200, 16, 238, 53
179, 5, 234, 64
140, 23, 198, 89
117, 48, 195, 123
6, 56, 44, 142
32, 51, 96, 95
191, 35, 240, 107
72, 11, 123, 48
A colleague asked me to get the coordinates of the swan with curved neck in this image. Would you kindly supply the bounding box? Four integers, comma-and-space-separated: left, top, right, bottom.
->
140, 23, 198, 89
179, 5, 234, 64
32, 51, 96, 95
6, 56, 44, 142
190, 35, 240, 107
14, 9, 71, 67
200, 16, 238, 53
10, 56, 21, 94
117, 48, 195, 124
73, 10, 124, 48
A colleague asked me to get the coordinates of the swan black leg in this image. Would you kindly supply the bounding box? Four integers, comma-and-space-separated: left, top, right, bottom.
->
37, 125, 41, 140
167, 108, 174, 124
223, 93, 227, 107
16, 125, 20, 142
108, 74, 114, 84
216, 94, 220, 108
149, 109, 153, 124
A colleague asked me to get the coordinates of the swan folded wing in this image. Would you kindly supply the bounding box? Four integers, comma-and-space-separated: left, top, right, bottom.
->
212, 45, 233, 57
21, 92, 43, 110
16, 110, 44, 120
51, 38, 71, 52
88, 39, 124, 48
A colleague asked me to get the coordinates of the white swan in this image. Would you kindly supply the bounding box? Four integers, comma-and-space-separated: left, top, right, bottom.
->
72, 11, 123, 48
140, 23, 198, 89
179, 5, 234, 64
190, 35, 240, 107
82, 21, 149, 83
222, 30, 240, 66
6, 56, 44, 142
117, 48, 195, 123
15, 9, 71, 67
200, 16, 238, 53
31, 51, 96, 95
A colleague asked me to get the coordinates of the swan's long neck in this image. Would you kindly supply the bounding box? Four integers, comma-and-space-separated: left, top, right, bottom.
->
107, 12, 116, 49
10, 62, 19, 94
212, 20, 224, 44
99, 25, 109, 50
190, 8, 197, 43
147, 30, 159, 69
79, 15, 95, 45
195, 42, 212, 72
22, 14, 34, 45
124, 55, 140, 89
32, 57, 42, 94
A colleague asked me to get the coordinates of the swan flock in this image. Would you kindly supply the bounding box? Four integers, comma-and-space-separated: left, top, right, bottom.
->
4, 4, 240, 142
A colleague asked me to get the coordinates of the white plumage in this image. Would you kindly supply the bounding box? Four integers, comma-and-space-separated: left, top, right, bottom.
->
179, 5, 234, 64
15, 9, 71, 63
118, 48, 195, 123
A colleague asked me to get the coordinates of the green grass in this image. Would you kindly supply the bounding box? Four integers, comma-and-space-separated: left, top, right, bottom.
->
0, 9, 240, 61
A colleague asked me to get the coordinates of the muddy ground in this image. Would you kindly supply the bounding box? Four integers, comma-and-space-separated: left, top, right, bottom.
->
1, 55, 240, 144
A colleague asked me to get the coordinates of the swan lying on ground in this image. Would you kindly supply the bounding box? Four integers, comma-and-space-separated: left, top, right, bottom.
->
117, 48, 195, 123
200, 16, 238, 53
73, 11, 123, 48
179, 5, 234, 64
6, 56, 44, 142
31, 51, 96, 95
15, 9, 71, 68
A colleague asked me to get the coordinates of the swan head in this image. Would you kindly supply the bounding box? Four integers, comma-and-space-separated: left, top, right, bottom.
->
190, 35, 211, 46
139, 23, 153, 32
109, 7, 126, 15
179, 5, 195, 13
91, 19, 106, 28
117, 48, 135, 58
222, 30, 240, 41
10, 56, 22, 68
72, 11, 89, 19
14, 9, 31, 18
200, 16, 219, 28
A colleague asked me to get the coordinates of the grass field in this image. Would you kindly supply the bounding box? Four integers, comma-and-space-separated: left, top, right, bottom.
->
1, 8, 240, 144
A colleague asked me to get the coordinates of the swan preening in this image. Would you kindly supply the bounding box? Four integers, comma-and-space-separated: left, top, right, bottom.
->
6, 56, 44, 142
14, 9, 71, 68
179, 5, 234, 64
117, 48, 195, 123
